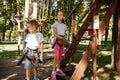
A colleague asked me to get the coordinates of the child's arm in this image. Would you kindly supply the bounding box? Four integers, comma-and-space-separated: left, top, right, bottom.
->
53, 27, 62, 39
40, 41, 44, 53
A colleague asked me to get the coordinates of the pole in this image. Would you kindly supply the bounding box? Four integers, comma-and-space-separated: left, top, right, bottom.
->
23, 0, 30, 51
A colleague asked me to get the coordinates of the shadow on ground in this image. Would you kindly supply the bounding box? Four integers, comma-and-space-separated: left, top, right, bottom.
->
0, 45, 120, 80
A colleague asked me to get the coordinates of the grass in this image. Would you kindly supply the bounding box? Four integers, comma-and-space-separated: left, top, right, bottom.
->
0, 43, 53, 60
0, 50, 18, 60
73, 45, 112, 63
0, 43, 112, 62
0, 41, 18, 44
70, 45, 120, 80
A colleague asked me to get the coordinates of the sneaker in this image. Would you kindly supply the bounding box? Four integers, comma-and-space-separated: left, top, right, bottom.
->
33, 77, 40, 80
56, 69, 66, 76
51, 73, 57, 80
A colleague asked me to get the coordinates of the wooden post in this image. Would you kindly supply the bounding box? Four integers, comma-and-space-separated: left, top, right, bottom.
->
17, 0, 21, 56
71, 13, 76, 65
24, 0, 29, 20
23, 0, 30, 50
93, 2, 99, 78
17, 19, 21, 56
117, 1, 120, 73
93, 30, 98, 80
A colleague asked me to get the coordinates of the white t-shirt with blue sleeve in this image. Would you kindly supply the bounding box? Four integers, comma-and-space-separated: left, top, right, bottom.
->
52, 21, 67, 36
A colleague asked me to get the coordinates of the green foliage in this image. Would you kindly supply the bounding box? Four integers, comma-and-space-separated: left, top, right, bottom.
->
0, 0, 114, 41
0, 0, 18, 41
0, 0, 92, 41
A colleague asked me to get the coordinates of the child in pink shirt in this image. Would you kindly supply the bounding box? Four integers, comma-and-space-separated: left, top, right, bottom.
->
51, 11, 67, 80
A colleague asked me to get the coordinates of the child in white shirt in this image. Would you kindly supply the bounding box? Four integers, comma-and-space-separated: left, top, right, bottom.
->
24, 20, 44, 80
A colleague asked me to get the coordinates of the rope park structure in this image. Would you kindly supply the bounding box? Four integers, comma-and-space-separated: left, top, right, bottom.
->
15, 0, 120, 80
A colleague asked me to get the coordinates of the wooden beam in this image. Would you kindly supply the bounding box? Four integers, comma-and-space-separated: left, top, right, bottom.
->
98, 0, 118, 42
71, 14, 76, 63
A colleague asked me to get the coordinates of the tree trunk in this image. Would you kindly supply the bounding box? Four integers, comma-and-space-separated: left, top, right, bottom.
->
2, 30, 5, 41
23, 0, 30, 50
48, 0, 52, 17
105, 27, 109, 41
8, 30, 11, 41
2, 20, 7, 41
111, 9, 118, 69
116, 0, 120, 73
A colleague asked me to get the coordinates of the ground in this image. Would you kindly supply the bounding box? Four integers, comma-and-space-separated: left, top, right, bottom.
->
0, 44, 70, 80
0, 58, 52, 80
0, 44, 120, 80
0, 53, 70, 80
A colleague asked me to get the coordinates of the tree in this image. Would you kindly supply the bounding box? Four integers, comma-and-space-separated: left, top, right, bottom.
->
0, 0, 17, 41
